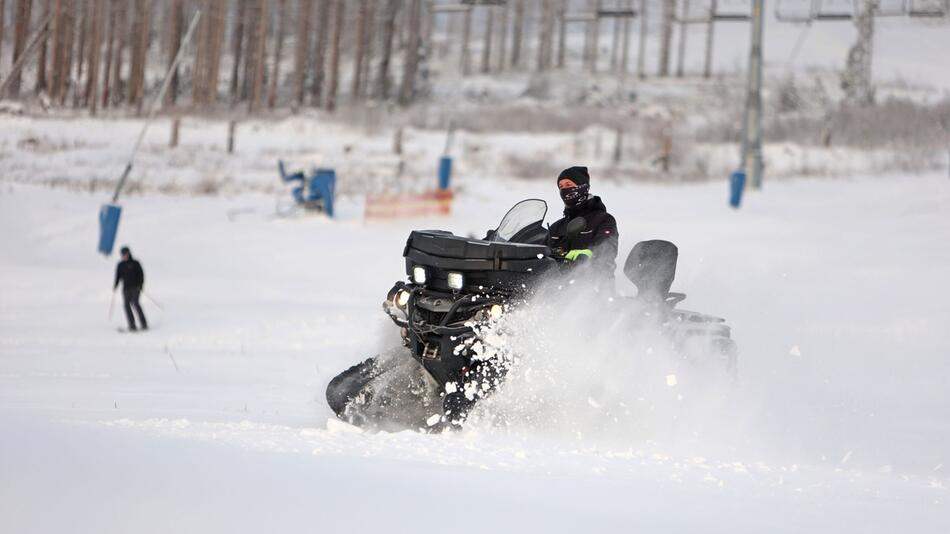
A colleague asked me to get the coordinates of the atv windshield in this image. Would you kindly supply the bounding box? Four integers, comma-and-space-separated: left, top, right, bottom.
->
493, 199, 547, 242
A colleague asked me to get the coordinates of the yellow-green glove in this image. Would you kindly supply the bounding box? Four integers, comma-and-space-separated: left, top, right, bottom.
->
564, 249, 593, 261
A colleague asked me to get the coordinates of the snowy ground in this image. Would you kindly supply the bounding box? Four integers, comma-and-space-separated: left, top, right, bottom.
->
1, 168, 948, 532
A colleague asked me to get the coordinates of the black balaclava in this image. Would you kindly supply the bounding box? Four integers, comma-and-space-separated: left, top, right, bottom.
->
557, 166, 590, 209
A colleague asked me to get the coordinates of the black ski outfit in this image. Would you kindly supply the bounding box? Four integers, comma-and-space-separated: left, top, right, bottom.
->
547, 167, 619, 283
114, 249, 148, 331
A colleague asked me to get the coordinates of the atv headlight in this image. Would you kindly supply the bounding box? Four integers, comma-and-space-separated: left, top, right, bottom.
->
447, 271, 464, 290
412, 265, 427, 284
394, 289, 410, 309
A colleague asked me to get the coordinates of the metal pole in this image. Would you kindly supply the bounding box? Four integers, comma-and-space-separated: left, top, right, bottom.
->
740, 0, 764, 190
111, 10, 202, 203
703, 0, 716, 78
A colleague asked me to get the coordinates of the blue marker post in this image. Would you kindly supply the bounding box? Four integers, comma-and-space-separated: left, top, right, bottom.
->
729, 170, 746, 209
438, 156, 452, 191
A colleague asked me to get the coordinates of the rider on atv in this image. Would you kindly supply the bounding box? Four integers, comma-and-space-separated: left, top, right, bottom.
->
547, 166, 619, 287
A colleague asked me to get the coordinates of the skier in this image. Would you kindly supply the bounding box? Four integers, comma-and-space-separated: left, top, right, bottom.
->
547, 166, 619, 285
114, 246, 148, 332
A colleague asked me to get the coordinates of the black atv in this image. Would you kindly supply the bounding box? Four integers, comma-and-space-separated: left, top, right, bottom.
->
326, 199, 737, 431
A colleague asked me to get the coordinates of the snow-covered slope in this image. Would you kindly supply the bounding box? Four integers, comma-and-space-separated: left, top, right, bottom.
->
1, 171, 948, 533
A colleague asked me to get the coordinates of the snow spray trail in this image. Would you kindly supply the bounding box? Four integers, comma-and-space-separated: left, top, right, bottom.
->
462, 276, 751, 459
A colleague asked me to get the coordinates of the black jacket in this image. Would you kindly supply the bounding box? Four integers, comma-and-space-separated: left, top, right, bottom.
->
114, 257, 145, 291
547, 196, 619, 280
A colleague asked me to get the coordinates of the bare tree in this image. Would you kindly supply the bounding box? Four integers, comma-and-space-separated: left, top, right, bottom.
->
74, 0, 87, 106
510, 0, 523, 68
358, 0, 375, 98
324, 0, 343, 110
398, 0, 419, 106
52, 0, 76, 104
10, 0, 34, 96
0, 0, 6, 72
268, 0, 287, 108
589, 0, 600, 74
481, 5, 493, 74
35, 0, 51, 92
165, 0, 183, 105
205, 0, 227, 105
351, 0, 368, 102
229, 0, 247, 101
109, 0, 125, 104
128, 0, 150, 111
310, 0, 330, 105
247, 0, 268, 112
293, 0, 312, 106
375, 0, 397, 99
537, 0, 554, 71
459, 5, 470, 74
556, 0, 567, 68
83, 0, 103, 112
99, 0, 114, 106
496, 1, 509, 71
658, 0, 675, 76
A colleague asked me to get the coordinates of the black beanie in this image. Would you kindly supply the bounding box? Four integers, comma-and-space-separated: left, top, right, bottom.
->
558, 166, 590, 187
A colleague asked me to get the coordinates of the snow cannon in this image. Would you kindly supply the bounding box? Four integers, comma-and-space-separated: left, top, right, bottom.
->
98, 203, 122, 256
278, 160, 336, 217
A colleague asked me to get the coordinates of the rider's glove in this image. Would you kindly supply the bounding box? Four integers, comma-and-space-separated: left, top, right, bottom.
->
564, 249, 593, 261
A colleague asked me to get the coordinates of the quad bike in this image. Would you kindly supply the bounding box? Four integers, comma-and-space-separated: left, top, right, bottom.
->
326, 199, 737, 431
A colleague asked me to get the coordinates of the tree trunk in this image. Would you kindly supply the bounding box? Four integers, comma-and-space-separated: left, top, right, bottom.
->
242, 0, 259, 100
324, 0, 342, 110
589, 0, 600, 74
109, 0, 124, 104
496, 1, 509, 71
35, 0, 51, 92
128, 0, 150, 112
703, 0, 716, 78
637, 0, 646, 79
247, 0, 268, 112
610, 12, 621, 71
0, 0, 6, 74
658, 0, 675, 76
206, 0, 227, 105
536, 0, 553, 72
556, 0, 566, 68
459, 6, 470, 75
510, 0, 523, 68
310, 0, 329, 105
480, 5, 493, 74
268, 0, 286, 108
375, 0, 397, 100
293, 0, 312, 106
84, 0, 103, 112
619, 0, 631, 79
675, 0, 689, 77
73, 0, 87, 106
55, 0, 76, 104
9, 0, 33, 97
229, 0, 246, 101
165, 0, 183, 105
359, 0, 375, 98
397, 0, 419, 106
100, 0, 115, 107
351, 0, 367, 102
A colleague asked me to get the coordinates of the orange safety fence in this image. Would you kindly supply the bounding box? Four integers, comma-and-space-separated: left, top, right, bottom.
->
364, 189, 454, 220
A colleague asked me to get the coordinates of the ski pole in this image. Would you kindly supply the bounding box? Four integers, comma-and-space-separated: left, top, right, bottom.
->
142, 290, 164, 311
110, 10, 202, 203
108, 289, 116, 320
